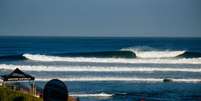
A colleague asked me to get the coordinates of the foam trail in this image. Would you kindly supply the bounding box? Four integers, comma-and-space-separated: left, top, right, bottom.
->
23, 54, 201, 64
35, 77, 201, 83
1, 64, 201, 72
121, 48, 185, 58
70, 93, 113, 97
36, 77, 163, 82
135, 51, 185, 58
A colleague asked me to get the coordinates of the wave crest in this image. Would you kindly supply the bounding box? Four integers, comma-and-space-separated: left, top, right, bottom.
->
121, 47, 186, 58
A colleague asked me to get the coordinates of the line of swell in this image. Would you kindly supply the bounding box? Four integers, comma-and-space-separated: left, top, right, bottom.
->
1, 51, 201, 62
35, 77, 201, 83
1, 64, 201, 72
0, 51, 136, 61
50, 51, 201, 58
22, 53, 201, 64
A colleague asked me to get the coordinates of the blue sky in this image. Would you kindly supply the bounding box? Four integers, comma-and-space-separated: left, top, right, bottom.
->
0, 0, 201, 37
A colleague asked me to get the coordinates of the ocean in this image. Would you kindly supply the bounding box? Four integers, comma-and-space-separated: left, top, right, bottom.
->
0, 36, 201, 101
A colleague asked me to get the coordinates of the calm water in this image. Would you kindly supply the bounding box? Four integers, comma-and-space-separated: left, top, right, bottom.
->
0, 36, 201, 101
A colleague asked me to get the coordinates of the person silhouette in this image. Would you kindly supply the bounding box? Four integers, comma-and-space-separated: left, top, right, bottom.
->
43, 79, 68, 101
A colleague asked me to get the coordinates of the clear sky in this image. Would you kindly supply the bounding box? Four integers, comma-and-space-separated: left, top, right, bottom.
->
0, 0, 201, 37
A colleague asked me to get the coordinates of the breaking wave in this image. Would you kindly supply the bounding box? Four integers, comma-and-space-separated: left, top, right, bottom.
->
123, 50, 185, 58
1, 49, 201, 63
23, 53, 201, 64
121, 47, 201, 58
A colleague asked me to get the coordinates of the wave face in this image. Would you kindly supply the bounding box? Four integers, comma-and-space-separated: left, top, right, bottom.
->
0, 54, 26, 61
55, 51, 136, 58
177, 51, 201, 58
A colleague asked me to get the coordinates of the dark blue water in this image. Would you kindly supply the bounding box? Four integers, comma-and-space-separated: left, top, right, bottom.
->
0, 36, 201, 101
0, 36, 201, 55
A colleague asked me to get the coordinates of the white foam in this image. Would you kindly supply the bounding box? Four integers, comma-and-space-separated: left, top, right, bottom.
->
135, 51, 185, 58
36, 77, 163, 82
121, 48, 185, 58
1, 64, 201, 72
70, 93, 113, 97
35, 77, 201, 83
23, 54, 201, 64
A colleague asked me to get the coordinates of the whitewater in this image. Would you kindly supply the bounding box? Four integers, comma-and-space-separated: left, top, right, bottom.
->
1, 64, 201, 72
121, 48, 186, 58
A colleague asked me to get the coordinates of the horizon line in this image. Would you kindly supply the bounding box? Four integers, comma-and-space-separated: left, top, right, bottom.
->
0, 35, 201, 38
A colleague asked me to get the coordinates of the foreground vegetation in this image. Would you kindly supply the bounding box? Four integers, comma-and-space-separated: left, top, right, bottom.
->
0, 87, 42, 101
0, 87, 77, 101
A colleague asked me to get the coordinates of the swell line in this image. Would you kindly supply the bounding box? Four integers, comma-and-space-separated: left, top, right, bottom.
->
0, 64, 201, 72
23, 54, 201, 64
35, 77, 201, 83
